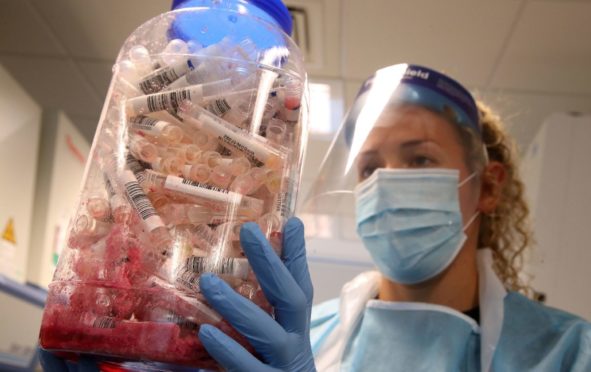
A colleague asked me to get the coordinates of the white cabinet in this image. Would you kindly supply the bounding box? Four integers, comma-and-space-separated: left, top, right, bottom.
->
27, 111, 90, 288
522, 113, 591, 320
0, 64, 41, 283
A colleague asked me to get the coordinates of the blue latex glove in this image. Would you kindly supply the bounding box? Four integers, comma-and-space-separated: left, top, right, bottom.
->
38, 348, 99, 372
198, 217, 316, 372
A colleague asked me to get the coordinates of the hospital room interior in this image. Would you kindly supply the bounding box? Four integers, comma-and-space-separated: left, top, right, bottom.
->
0, 0, 590, 370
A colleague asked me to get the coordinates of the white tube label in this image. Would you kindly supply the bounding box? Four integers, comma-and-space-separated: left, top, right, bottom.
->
126, 85, 204, 115
129, 116, 168, 135
164, 175, 243, 205
120, 170, 164, 232
196, 113, 280, 167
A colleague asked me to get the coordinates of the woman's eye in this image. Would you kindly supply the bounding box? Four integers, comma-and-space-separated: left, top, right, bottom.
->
409, 155, 434, 168
360, 165, 377, 179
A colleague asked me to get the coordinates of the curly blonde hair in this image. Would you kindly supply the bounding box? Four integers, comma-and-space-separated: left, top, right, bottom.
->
474, 101, 533, 296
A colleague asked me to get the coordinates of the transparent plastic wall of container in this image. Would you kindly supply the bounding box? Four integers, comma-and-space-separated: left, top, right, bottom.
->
39, 2, 308, 369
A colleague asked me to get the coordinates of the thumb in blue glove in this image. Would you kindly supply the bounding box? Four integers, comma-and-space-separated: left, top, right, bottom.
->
198, 217, 316, 371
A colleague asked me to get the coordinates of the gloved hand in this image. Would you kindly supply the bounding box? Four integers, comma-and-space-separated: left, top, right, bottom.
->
38, 348, 99, 371
198, 217, 316, 372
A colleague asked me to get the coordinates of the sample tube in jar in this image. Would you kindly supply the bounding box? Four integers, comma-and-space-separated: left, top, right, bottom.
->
128, 116, 184, 144
179, 107, 287, 170
125, 79, 231, 117
142, 170, 263, 218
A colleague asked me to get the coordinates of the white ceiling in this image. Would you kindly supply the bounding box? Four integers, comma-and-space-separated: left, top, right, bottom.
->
1, 0, 590, 157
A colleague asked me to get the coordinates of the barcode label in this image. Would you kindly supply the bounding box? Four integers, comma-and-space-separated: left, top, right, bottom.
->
192, 224, 217, 246
146, 87, 193, 113
164, 175, 243, 205
182, 178, 227, 193
219, 134, 264, 167
119, 170, 164, 231
131, 115, 159, 126
185, 256, 207, 273
184, 256, 250, 279
176, 270, 201, 292
185, 256, 236, 275
164, 312, 199, 332
129, 115, 167, 134
125, 154, 146, 184
207, 99, 232, 117
139, 66, 181, 94
274, 177, 294, 218
196, 114, 266, 166
125, 182, 156, 220
93, 316, 116, 329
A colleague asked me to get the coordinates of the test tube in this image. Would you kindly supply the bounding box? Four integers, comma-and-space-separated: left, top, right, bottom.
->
229, 173, 258, 195
159, 39, 190, 65
265, 118, 287, 145
182, 164, 211, 183
147, 191, 170, 209
283, 77, 303, 110
279, 105, 301, 124
128, 136, 158, 163
184, 256, 250, 280
142, 170, 264, 218
179, 107, 286, 170
200, 150, 222, 168
264, 170, 283, 194
136, 55, 195, 94
174, 205, 245, 228
257, 212, 283, 238
217, 156, 251, 177
178, 144, 202, 164
150, 156, 183, 176
69, 214, 111, 249
128, 116, 184, 144
125, 79, 231, 117
128, 45, 154, 75
104, 176, 132, 224
145, 276, 222, 324
209, 165, 233, 189
74, 214, 111, 238
102, 159, 170, 251
86, 192, 111, 221
110, 194, 132, 224
186, 223, 218, 250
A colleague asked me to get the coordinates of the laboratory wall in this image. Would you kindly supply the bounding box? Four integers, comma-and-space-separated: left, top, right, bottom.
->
27, 111, 90, 288
522, 113, 591, 320
0, 64, 42, 283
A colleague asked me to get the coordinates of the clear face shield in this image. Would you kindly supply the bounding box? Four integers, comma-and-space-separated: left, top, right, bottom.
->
300, 64, 485, 244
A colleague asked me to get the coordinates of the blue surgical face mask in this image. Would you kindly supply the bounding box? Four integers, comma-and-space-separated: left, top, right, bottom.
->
354, 168, 479, 284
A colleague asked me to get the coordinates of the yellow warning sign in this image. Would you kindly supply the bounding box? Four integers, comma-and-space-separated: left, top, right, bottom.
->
2, 218, 16, 244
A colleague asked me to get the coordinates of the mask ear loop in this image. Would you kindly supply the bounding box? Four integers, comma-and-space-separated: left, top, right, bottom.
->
458, 171, 478, 188
457, 172, 481, 231
463, 211, 480, 232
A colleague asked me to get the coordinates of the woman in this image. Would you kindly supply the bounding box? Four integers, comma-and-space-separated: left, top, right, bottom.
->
41, 64, 590, 371
193, 64, 591, 371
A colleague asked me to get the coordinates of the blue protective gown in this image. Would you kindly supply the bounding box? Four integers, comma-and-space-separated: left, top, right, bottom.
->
310, 250, 591, 371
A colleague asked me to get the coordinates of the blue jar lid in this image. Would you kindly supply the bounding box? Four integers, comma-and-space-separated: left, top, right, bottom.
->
171, 0, 292, 36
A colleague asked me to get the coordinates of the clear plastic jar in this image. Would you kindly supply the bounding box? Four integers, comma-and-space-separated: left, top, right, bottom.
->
39, 1, 307, 369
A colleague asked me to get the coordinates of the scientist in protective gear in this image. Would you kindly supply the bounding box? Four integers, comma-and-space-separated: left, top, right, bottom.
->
191, 63, 591, 371
40, 64, 591, 371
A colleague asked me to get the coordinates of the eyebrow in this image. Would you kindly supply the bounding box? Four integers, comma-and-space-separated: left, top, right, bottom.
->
399, 139, 433, 149
357, 139, 437, 159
